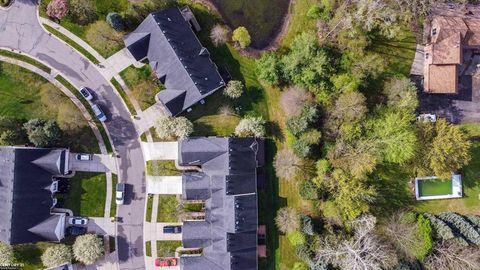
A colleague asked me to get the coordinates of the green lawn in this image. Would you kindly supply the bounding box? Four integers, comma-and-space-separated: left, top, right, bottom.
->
156, 241, 182, 257
193, 114, 240, 136
157, 195, 178, 223
110, 174, 118, 217
64, 172, 106, 217
111, 77, 136, 115
210, 0, 290, 48
0, 49, 51, 73
280, 0, 321, 47
146, 160, 181, 176
415, 124, 480, 214
119, 65, 162, 110
145, 240, 152, 257
13, 242, 55, 270
418, 179, 453, 197
146, 195, 154, 222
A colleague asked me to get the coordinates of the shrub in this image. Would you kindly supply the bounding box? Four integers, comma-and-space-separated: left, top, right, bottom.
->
73, 234, 103, 265
300, 215, 315, 236
287, 117, 308, 137
23, 119, 61, 147
438, 212, 480, 245
106, 12, 125, 31
299, 129, 322, 145
0, 241, 13, 266
280, 87, 312, 117
46, 0, 68, 20
287, 231, 306, 246
256, 52, 283, 85
299, 180, 319, 200
0, 130, 17, 145
223, 80, 244, 99
155, 115, 193, 140
41, 244, 72, 268
275, 207, 300, 233
293, 262, 309, 270
274, 148, 302, 180
210, 24, 230, 46
293, 140, 311, 158
235, 116, 265, 137
69, 0, 96, 25
416, 214, 433, 259
232, 26, 251, 49
307, 5, 323, 19
466, 215, 480, 229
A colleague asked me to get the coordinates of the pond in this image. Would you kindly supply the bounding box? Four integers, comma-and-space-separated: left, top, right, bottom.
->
211, 0, 291, 49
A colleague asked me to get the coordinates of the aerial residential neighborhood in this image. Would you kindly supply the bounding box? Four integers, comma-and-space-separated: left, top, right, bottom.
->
1, 0, 480, 270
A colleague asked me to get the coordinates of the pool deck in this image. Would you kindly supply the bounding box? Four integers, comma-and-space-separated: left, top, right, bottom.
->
415, 175, 463, 201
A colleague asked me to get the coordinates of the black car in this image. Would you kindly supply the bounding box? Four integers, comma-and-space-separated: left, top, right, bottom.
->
163, 226, 182, 234
67, 226, 87, 236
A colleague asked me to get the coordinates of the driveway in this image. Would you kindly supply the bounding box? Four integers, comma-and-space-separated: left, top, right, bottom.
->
0, 1, 145, 269
70, 153, 117, 173
142, 142, 179, 161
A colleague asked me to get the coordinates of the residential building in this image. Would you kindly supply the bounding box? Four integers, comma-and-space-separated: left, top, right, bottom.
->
124, 7, 225, 116
0, 147, 70, 244
424, 14, 480, 93
177, 137, 264, 270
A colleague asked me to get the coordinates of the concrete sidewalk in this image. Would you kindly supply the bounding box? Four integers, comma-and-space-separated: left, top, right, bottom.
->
100, 48, 138, 79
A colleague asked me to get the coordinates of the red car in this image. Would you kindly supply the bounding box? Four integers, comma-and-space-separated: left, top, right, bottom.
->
155, 258, 178, 267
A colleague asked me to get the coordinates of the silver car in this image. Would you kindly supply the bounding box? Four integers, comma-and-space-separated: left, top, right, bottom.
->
91, 104, 107, 122
79, 87, 93, 101
116, 183, 125, 205
68, 217, 88, 225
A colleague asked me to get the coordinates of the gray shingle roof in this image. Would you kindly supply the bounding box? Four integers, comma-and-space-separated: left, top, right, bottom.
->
124, 7, 225, 116
0, 147, 69, 244
178, 137, 263, 270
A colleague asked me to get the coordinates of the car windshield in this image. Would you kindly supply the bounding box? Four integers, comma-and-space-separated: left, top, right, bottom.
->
116, 191, 123, 199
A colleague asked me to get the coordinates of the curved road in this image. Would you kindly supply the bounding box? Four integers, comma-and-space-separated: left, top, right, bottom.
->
0, 1, 145, 269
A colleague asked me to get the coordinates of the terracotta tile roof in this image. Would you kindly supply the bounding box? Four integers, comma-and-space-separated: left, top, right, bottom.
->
427, 65, 458, 94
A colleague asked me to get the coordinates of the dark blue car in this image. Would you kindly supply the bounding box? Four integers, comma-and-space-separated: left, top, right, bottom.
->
163, 226, 181, 234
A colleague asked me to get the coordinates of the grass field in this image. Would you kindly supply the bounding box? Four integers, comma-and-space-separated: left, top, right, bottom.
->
64, 172, 106, 217
418, 179, 453, 197
157, 195, 178, 223
156, 241, 182, 257
210, 0, 290, 48
119, 65, 162, 110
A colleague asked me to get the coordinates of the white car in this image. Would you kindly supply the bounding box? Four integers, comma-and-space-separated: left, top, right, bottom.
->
79, 87, 93, 101
75, 153, 92, 161
92, 104, 107, 122
68, 217, 88, 226
417, 113, 437, 123
116, 183, 125, 205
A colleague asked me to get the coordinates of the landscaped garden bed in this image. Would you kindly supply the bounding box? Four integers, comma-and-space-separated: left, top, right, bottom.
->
146, 160, 181, 176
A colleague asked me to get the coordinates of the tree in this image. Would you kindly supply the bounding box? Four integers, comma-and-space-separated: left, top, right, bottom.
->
328, 138, 379, 178
85, 21, 123, 56
275, 207, 300, 233
46, 0, 68, 20
293, 262, 309, 270
256, 52, 283, 85
23, 119, 61, 147
384, 77, 418, 113
223, 80, 244, 99
316, 215, 398, 270
274, 148, 302, 180
424, 241, 480, 270
155, 115, 193, 140
280, 87, 312, 117
325, 91, 367, 135
41, 244, 72, 268
210, 24, 230, 47
0, 241, 13, 266
0, 130, 17, 145
232, 26, 251, 49
287, 231, 306, 246
73, 234, 103, 265
235, 116, 265, 137
106, 12, 125, 31
69, 0, 96, 25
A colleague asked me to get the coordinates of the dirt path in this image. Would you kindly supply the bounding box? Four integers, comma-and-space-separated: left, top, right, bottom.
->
192, 0, 294, 57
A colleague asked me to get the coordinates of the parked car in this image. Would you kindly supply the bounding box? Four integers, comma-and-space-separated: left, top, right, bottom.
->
155, 258, 178, 267
75, 153, 92, 161
417, 113, 437, 123
68, 217, 88, 225
66, 226, 87, 236
91, 104, 107, 122
116, 183, 125, 205
79, 87, 93, 101
163, 225, 181, 234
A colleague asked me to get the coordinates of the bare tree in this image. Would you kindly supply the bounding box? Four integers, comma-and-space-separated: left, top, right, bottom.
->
275, 207, 300, 233
382, 211, 423, 260
210, 24, 230, 47
316, 215, 398, 270
274, 148, 302, 180
424, 241, 480, 270
280, 87, 312, 117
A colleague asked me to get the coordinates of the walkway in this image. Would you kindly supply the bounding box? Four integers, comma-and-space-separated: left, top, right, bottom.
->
100, 48, 138, 79
0, 2, 146, 269
136, 103, 168, 134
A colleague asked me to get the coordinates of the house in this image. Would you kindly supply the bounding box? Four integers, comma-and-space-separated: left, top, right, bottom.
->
424, 14, 480, 93
177, 137, 264, 270
124, 7, 225, 116
0, 147, 71, 244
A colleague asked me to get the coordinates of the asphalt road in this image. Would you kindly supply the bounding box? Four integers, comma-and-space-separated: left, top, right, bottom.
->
0, 1, 146, 269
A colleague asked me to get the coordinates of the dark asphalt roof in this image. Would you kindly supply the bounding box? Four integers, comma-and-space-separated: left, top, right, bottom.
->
124, 7, 225, 116
0, 147, 67, 244
179, 137, 263, 270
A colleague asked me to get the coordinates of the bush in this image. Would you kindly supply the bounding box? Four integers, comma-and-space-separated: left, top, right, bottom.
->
287, 231, 306, 246
287, 117, 308, 137
438, 212, 480, 245
299, 180, 319, 200
23, 119, 62, 147
106, 12, 125, 31
235, 116, 265, 137
256, 52, 283, 85
210, 24, 230, 47
293, 262, 309, 270
232, 26, 251, 49
46, 0, 68, 20
0, 241, 13, 266
299, 129, 322, 145
41, 244, 72, 268
155, 115, 193, 140
73, 234, 103, 265
223, 80, 244, 99
293, 139, 311, 158
424, 213, 468, 245
275, 207, 300, 233
416, 214, 433, 259
69, 0, 96, 25
300, 215, 315, 236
